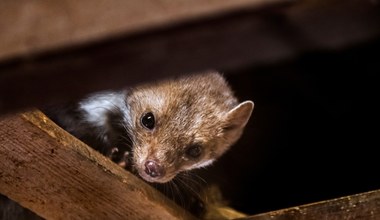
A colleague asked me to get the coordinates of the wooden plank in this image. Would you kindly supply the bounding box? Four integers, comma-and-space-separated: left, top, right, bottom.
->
242, 189, 380, 220
0, 0, 289, 115
0, 0, 379, 115
0, 0, 280, 61
0, 110, 196, 220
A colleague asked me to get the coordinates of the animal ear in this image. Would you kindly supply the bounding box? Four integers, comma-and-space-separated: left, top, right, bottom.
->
222, 101, 254, 145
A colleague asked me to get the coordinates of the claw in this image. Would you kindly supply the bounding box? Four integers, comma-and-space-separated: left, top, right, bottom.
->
111, 147, 119, 154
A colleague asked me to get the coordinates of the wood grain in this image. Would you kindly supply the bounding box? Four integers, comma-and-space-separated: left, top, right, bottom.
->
1, 0, 379, 115
0, 111, 196, 220
0, 0, 279, 61
242, 189, 380, 220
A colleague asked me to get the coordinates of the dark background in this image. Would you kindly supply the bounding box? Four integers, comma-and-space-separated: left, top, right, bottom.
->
1, 1, 379, 218
202, 38, 380, 215
1, 33, 379, 220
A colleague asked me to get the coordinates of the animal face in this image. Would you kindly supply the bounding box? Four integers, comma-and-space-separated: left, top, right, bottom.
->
126, 73, 254, 183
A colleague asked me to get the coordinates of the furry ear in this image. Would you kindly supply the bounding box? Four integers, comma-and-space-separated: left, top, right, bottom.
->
222, 101, 254, 145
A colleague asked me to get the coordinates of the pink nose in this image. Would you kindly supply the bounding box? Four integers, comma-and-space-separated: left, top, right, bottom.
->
144, 160, 165, 178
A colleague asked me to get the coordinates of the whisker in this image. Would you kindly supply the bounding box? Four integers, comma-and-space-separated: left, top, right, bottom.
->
170, 179, 187, 208
176, 176, 203, 200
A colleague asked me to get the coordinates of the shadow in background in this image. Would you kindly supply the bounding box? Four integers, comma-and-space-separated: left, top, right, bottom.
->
202, 38, 380, 215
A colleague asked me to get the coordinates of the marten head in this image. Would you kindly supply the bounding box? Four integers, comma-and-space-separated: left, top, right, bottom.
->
125, 72, 254, 183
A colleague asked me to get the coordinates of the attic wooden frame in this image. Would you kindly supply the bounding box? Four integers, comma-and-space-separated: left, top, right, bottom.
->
1, 111, 380, 219
1, 0, 380, 219
0, 111, 196, 219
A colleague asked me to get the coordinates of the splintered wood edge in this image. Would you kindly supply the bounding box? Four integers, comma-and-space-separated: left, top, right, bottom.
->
241, 189, 380, 220
0, 110, 196, 220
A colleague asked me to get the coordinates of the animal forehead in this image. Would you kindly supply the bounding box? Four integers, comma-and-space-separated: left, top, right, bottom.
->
158, 107, 223, 141
129, 78, 235, 126
134, 89, 206, 112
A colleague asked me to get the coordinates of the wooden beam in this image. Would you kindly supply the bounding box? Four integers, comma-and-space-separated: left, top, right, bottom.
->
0, 0, 379, 115
0, 0, 289, 115
0, 111, 196, 220
0, 0, 281, 61
243, 189, 380, 220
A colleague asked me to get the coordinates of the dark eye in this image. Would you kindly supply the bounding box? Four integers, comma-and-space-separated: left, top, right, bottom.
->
141, 112, 155, 130
185, 144, 202, 159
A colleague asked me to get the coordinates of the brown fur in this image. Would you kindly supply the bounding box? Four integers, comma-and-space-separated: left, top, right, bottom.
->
125, 71, 254, 183
40, 71, 254, 217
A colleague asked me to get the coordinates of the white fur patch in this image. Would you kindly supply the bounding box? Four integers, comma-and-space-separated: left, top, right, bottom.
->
79, 91, 129, 128
188, 159, 214, 169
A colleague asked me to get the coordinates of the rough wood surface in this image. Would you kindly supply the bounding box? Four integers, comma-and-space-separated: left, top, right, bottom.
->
0, 0, 279, 61
1, 0, 379, 115
0, 111, 196, 220
242, 189, 380, 220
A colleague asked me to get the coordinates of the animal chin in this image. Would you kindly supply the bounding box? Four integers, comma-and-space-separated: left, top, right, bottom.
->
138, 171, 175, 183
135, 164, 175, 183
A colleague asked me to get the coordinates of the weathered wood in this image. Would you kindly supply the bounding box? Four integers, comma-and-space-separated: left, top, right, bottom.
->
0, 0, 281, 61
1, 0, 379, 115
0, 111, 196, 220
242, 189, 380, 220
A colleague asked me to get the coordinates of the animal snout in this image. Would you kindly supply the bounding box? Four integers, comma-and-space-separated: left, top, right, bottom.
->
144, 160, 165, 178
